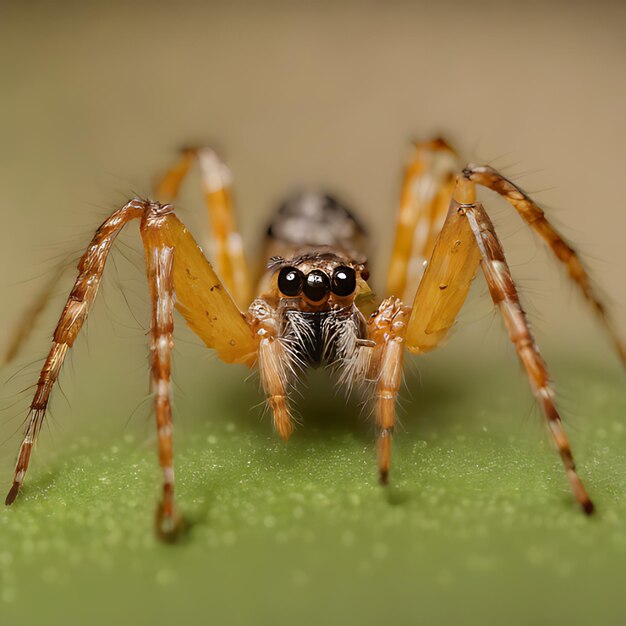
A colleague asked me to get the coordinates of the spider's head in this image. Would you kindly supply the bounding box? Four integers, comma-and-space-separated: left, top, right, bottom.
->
267, 249, 371, 312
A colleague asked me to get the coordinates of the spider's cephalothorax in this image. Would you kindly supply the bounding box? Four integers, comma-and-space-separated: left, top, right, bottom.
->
4, 141, 624, 541
259, 193, 372, 371
249, 194, 376, 420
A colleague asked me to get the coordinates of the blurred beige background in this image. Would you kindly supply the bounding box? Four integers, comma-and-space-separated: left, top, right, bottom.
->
1, 0, 624, 377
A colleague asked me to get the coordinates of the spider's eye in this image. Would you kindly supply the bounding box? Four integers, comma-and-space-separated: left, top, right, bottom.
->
277, 267, 304, 297
331, 266, 356, 297
303, 270, 330, 303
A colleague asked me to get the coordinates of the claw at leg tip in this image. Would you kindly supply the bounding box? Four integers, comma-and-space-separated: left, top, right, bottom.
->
155, 502, 186, 543
582, 499, 595, 516
5, 483, 19, 506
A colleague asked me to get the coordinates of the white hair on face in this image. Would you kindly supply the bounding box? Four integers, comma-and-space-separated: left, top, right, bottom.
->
277, 305, 372, 399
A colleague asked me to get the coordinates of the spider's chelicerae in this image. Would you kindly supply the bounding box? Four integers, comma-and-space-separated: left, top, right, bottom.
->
4, 139, 624, 541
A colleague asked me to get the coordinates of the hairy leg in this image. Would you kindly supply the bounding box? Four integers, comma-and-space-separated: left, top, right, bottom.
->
143, 243, 184, 540
5, 200, 145, 505
2, 264, 69, 366
4, 145, 251, 365
404, 196, 594, 513
463, 201, 594, 513
464, 165, 625, 365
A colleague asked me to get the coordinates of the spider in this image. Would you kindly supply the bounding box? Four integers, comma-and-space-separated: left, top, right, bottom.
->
4, 139, 624, 542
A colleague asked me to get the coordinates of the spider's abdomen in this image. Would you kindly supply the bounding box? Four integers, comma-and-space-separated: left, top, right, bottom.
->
266, 192, 368, 261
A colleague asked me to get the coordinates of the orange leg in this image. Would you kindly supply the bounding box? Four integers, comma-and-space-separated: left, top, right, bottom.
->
143, 242, 184, 540
2, 263, 69, 366
5, 200, 145, 505
386, 139, 460, 302
463, 201, 594, 513
404, 197, 482, 353
404, 196, 594, 513
465, 165, 625, 365
156, 147, 252, 308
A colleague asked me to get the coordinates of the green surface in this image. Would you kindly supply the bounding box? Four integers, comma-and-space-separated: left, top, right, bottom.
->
0, 357, 625, 626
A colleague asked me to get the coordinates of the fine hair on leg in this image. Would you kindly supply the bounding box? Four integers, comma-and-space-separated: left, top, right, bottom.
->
463, 201, 594, 514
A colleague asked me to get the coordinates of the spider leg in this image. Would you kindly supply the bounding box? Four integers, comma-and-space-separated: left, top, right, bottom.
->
5, 200, 146, 505
386, 139, 460, 302
5, 199, 257, 538
464, 165, 625, 365
3, 147, 251, 365
463, 201, 594, 514
155, 147, 252, 308
372, 171, 476, 484
404, 193, 482, 353
143, 244, 184, 541
140, 206, 256, 365
2, 262, 68, 366
404, 198, 593, 513
368, 298, 409, 484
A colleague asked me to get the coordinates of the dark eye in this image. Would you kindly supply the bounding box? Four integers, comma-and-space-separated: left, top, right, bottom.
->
277, 267, 304, 297
303, 270, 330, 303
331, 266, 356, 296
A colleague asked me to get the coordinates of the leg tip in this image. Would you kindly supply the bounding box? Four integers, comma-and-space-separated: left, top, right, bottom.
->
379, 470, 389, 486
155, 502, 186, 544
5, 482, 20, 506
276, 422, 293, 442
582, 499, 595, 516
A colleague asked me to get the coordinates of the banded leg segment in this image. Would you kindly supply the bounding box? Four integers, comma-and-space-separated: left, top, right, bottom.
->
4, 201, 144, 505
463, 202, 594, 514
387, 139, 460, 302
404, 198, 594, 512
156, 147, 252, 308
368, 298, 409, 484
3, 263, 69, 367
465, 165, 625, 365
143, 243, 183, 540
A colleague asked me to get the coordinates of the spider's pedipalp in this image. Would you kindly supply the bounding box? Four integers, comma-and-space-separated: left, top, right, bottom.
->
258, 335, 294, 442
248, 296, 297, 441
464, 164, 625, 365
368, 297, 409, 485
